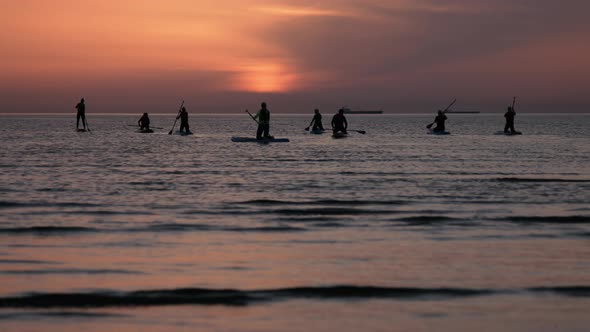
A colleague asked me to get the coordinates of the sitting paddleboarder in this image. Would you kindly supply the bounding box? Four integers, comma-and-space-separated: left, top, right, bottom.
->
254, 102, 272, 140
331, 108, 348, 135
307, 109, 324, 131
433, 110, 448, 133
504, 106, 517, 133
176, 107, 190, 133
138, 113, 150, 130
75, 98, 86, 130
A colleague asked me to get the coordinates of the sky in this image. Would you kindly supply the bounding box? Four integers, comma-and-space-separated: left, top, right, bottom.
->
1, 0, 589, 113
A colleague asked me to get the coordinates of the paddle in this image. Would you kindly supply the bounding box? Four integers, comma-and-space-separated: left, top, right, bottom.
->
427, 99, 456, 129
511, 96, 516, 110
168, 100, 184, 135
245, 109, 260, 125
85, 118, 91, 132
305, 118, 315, 131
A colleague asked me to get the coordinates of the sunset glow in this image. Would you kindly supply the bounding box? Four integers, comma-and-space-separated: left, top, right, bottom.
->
1, 0, 590, 112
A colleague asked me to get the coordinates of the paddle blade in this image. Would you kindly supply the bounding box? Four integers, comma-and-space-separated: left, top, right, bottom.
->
305, 127, 309, 131
357, 130, 366, 134
426, 123, 433, 129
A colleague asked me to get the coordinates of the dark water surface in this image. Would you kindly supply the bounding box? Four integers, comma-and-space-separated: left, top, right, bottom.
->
1, 114, 589, 331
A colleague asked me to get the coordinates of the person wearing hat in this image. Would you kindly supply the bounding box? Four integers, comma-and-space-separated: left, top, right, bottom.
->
254, 102, 272, 139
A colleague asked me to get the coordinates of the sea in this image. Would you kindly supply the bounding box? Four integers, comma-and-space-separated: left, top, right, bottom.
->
0, 113, 589, 332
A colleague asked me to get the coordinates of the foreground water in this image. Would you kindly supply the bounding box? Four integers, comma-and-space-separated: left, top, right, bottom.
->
1, 113, 589, 331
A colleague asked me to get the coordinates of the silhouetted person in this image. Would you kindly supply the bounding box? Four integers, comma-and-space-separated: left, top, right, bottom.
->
138, 112, 150, 130
254, 102, 272, 139
308, 109, 324, 131
177, 107, 190, 133
75, 98, 86, 130
433, 110, 447, 132
504, 106, 517, 133
331, 108, 348, 135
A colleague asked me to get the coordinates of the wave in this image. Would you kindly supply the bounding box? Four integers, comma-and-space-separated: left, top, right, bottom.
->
0, 311, 127, 319
0, 286, 492, 308
270, 208, 393, 216
236, 199, 406, 206
145, 223, 305, 233
0, 226, 96, 234
395, 216, 469, 225
0, 201, 101, 209
495, 177, 590, 183
499, 216, 590, 224
274, 216, 346, 222
0, 285, 587, 308
180, 207, 395, 217
0, 268, 143, 275
63, 210, 150, 216
530, 286, 590, 297
0, 224, 305, 235
0, 259, 59, 265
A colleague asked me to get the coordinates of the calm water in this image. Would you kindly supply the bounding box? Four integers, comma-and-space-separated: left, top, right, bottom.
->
1, 113, 589, 331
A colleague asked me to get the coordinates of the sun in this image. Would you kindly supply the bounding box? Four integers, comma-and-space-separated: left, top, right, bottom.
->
234, 62, 297, 93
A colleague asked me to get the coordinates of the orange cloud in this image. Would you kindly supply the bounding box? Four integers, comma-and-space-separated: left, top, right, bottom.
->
254, 5, 353, 17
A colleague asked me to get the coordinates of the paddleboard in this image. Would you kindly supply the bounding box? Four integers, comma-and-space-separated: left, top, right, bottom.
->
494, 131, 522, 136
231, 137, 289, 143
136, 129, 154, 133
332, 132, 348, 139
309, 129, 325, 135
427, 129, 450, 135
76, 129, 88, 132
174, 131, 193, 136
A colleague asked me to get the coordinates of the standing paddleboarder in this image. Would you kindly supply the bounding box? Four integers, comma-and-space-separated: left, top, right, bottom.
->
331, 108, 348, 135
254, 102, 272, 140
75, 98, 86, 131
504, 97, 517, 133
176, 106, 190, 134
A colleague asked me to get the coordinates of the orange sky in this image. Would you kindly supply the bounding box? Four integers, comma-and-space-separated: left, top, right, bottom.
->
1, 0, 590, 113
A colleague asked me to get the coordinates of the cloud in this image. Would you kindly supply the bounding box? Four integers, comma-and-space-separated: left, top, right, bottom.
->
259, 1, 590, 94
1, 0, 590, 112
254, 5, 354, 17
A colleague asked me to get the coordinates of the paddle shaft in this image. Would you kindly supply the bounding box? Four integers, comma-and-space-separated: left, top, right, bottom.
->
512, 97, 516, 109
427, 99, 456, 128
245, 110, 260, 125
305, 116, 317, 131
168, 100, 184, 134
443, 99, 457, 112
